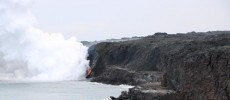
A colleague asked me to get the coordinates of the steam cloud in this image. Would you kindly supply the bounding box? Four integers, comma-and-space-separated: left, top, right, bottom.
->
0, 0, 89, 81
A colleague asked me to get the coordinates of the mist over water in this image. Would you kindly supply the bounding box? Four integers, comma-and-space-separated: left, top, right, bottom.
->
0, 0, 89, 81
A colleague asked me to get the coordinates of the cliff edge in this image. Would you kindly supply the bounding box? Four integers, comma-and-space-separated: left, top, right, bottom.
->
88, 31, 230, 100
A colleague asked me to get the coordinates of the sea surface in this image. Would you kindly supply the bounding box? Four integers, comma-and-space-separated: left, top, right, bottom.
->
0, 81, 132, 100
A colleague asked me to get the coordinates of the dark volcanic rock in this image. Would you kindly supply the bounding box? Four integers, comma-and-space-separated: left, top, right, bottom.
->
87, 44, 97, 66
162, 45, 230, 100
111, 86, 176, 100
89, 31, 230, 100
91, 67, 163, 85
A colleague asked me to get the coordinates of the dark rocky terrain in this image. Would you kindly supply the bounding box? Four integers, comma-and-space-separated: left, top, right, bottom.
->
81, 37, 140, 47
87, 31, 230, 100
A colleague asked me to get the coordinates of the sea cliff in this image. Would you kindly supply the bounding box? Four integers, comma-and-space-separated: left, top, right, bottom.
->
88, 31, 230, 100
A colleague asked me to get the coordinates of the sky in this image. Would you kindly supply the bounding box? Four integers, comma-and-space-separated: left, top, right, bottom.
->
31, 0, 230, 41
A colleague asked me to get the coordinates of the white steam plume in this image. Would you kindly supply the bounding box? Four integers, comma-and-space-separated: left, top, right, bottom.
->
0, 0, 89, 81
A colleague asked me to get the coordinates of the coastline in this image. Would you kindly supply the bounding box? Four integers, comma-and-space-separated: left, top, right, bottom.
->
87, 31, 230, 100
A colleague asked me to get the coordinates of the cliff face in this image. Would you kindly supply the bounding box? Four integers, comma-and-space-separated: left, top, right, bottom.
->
88, 31, 230, 100
161, 38, 230, 100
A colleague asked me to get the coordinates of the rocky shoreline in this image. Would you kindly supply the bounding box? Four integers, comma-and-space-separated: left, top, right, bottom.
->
87, 31, 230, 100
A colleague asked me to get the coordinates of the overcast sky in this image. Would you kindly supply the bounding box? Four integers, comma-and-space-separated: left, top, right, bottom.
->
32, 0, 230, 41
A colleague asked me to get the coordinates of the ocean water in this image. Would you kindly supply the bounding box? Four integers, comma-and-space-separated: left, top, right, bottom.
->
0, 81, 132, 100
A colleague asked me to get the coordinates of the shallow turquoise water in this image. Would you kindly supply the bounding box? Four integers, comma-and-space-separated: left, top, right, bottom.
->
0, 81, 132, 100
